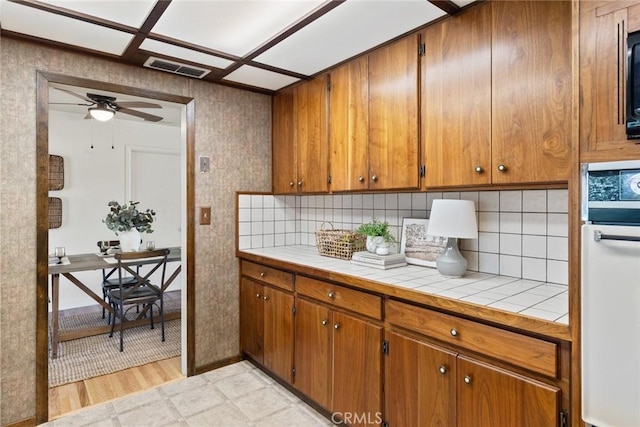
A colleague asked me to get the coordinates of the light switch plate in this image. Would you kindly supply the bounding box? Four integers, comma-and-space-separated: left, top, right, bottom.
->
199, 156, 210, 173
200, 206, 211, 225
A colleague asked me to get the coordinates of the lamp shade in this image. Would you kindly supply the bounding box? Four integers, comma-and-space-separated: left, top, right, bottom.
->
427, 199, 478, 239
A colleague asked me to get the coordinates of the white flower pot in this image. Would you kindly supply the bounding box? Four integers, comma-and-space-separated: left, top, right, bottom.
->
118, 229, 141, 252
366, 236, 385, 253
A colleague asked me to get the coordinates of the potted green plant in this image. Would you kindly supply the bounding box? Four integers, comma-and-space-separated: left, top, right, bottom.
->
356, 217, 396, 254
103, 201, 155, 252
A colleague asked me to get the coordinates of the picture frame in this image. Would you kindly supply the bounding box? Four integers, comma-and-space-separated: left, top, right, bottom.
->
400, 218, 448, 267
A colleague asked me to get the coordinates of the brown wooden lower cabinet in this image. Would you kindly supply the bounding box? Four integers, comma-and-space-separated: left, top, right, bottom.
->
457, 356, 560, 427
384, 331, 457, 426
384, 331, 561, 427
294, 297, 383, 427
239, 259, 565, 427
239, 277, 294, 383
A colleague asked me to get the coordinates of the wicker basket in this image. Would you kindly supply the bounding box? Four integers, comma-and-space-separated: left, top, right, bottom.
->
315, 222, 366, 260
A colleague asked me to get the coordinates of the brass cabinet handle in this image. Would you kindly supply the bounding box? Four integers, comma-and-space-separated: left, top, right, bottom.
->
322, 319, 328, 326
497, 164, 507, 172
450, 328, 458, 337
328, 291, 335, 299
255, 293, 261, 298
475, 165, 483, 173
464, 375, 472, 384
371, 174, 378, 182
263, 295, 269, 301
358, 176, 364, 182
297, 180, 303, 186
439, 366, 447, 375
289, 181, 295, 187
260, 272, 265, 277
334, 323, 340, 330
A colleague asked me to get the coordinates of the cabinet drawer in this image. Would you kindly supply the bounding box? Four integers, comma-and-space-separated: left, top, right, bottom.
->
241, 261, 294, 291
386, 299, 557, 378
296, 276, 382, 320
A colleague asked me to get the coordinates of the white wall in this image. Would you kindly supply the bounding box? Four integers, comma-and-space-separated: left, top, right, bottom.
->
49, 110, 182, 310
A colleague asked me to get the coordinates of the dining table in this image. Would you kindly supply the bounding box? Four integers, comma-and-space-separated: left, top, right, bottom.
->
48, 247, 182, 358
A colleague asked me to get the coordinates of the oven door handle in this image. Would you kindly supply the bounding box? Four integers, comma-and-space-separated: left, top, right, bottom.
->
594, 230, 640, 242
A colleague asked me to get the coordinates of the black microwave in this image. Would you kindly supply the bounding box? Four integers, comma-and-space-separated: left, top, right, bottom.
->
627, 31, 640, 140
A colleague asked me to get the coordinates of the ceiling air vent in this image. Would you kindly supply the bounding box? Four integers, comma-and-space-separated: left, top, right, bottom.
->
143, 57, 211, 79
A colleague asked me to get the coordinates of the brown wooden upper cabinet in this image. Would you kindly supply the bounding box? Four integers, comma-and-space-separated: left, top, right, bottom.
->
368, 34, 421, 191
422, 1, 572, 188
272, 76, 329, 194
580, 0, 640, 162
329, 57, 370, 192
422, 2, 492, 188
329, 36, 421, 192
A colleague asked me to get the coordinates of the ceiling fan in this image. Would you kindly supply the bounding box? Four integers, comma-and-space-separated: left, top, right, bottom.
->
51, 87, 164, 122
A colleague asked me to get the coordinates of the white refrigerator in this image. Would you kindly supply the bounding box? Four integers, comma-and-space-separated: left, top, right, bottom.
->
582, 224, 640, 427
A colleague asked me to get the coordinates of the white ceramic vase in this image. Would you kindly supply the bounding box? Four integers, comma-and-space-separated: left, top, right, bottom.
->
118, 228, 141, 252
366, 236, 385, 253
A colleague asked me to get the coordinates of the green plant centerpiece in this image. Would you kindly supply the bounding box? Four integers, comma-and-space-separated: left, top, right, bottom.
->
356, 217, 396, 254
103, 201, 155, 252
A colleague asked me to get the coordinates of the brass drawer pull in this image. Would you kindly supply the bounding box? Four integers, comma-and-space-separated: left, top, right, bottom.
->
450, 328, 458, 337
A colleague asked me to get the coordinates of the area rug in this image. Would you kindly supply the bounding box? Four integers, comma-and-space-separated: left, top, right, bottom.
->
49, 303, 181, 387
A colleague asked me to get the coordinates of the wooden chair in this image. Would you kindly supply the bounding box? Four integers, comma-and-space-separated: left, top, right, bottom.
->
96, 240, 139, 322
108, 248, 169, 352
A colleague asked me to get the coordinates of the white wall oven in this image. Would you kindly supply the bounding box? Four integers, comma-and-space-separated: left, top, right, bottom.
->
581, 160, 640, 427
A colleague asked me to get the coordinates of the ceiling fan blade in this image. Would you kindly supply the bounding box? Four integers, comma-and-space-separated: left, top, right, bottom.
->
118, 107, 163, 122
50, 102, 93, 106
53, 87, 94, 104
114, 101, 163, 109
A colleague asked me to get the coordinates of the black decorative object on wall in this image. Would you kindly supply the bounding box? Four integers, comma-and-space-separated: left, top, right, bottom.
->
49, 197, 62, 229
49, 154, 64, 191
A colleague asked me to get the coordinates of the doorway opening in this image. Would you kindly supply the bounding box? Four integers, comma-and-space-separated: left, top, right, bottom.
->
35, 71, 196, 424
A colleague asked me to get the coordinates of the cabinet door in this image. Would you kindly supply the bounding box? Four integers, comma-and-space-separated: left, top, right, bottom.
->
422, 3, 491, 188
457, 356, 560, 427
294, 298, 332, 409
239, 278, 263, 362
332, 311, 382, 427
263, 286, 294, 383
329, 57, 369, 192
369, 34, 420, 190
272, 88, 297, 194
294, 76, 329, 193
580, 1, 640, 161
384, 332, 456, 427
491, 1, 571, 184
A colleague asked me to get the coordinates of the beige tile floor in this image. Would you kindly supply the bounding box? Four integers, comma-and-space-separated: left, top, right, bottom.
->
45, 361, 333, 427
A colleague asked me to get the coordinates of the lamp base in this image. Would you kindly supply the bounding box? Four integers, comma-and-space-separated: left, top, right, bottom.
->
436, 238, 468, 278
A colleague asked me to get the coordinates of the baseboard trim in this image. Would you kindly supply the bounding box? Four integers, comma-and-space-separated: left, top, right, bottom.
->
193, 354, 243, 376
5, 416, 36, 427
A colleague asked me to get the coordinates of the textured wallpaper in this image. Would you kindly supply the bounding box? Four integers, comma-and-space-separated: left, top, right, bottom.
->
0, 37, 271, 425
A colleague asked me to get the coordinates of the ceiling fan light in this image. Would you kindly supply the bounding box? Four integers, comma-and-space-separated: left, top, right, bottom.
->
89, 105, 115, 121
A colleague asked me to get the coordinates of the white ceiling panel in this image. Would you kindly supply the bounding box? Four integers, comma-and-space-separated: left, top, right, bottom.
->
1, 0, 475, 93
253, 0, 446, 75
37, 0, 156, 28
151, 0, 326, 57
224, 65, 300, 91
1, 1, 133, 55
140, 38, 234, 69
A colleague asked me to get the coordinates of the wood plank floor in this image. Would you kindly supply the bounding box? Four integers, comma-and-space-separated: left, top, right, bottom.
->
49, 356, 184, 419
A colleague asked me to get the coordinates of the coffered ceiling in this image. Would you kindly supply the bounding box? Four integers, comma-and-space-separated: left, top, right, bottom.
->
1, 0, 475, 94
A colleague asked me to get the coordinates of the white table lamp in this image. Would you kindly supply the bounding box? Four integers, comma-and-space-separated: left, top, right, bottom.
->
427, 199, 478, 278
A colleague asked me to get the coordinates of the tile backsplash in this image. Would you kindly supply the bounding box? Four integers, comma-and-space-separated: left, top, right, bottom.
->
238, 190, 568, 285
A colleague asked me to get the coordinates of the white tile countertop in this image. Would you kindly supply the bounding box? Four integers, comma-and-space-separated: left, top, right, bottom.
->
240, 245, 569, 325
